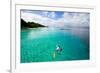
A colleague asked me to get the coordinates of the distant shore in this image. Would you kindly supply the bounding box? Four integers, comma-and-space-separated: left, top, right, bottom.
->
21, 19, 46, 29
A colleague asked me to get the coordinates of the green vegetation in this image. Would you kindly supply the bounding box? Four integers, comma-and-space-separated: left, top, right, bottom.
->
21, 19, 46, 28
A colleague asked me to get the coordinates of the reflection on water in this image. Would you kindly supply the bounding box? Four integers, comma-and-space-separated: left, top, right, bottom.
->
67, 27, 89, 45
21, 27, 89, 63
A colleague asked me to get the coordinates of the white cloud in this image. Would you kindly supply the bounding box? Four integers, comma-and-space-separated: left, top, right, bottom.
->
41, 11, 56, 19
48, 12, 56, 19
21, 11, 56, 27
59, 12, 90, 27
21, 11, 89, 28
50, 12, 89, 27
42, 11, 48, 17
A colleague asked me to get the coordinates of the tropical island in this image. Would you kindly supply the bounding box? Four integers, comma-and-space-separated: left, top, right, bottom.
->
21, 19, 46, 28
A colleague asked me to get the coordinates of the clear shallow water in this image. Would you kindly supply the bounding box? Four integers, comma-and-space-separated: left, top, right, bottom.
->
21, 27, 89, 63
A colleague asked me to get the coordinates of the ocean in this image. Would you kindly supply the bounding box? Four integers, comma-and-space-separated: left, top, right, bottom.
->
21, 27, 89, 63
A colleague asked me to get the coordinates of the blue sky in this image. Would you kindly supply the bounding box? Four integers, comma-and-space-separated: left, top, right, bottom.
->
21, 9, 90, 27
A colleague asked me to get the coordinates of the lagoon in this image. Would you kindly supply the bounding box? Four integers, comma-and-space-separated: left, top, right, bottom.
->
21, 27, 89, 63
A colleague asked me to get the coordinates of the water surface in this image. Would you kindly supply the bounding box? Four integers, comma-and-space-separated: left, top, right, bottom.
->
21, 27, 89, 63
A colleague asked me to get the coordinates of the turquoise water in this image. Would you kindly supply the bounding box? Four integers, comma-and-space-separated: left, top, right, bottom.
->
21, 27, 89, 63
